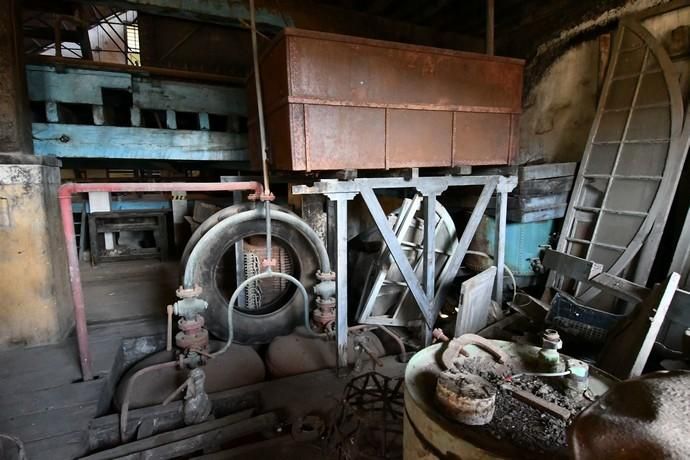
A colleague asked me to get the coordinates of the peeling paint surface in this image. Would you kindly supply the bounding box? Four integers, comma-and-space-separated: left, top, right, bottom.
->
0, 165, 71, 348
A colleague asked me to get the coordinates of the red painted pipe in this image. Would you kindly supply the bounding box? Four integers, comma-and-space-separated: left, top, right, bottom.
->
58, 181, 264, 381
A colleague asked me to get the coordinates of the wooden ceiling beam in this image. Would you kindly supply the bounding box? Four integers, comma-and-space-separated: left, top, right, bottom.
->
71, 0, 483, 51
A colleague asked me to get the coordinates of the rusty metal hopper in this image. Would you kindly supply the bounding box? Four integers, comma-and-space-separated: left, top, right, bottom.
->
248, 29, 524, 171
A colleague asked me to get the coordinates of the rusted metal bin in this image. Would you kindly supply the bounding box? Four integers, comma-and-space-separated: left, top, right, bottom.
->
248, 29, 524, 172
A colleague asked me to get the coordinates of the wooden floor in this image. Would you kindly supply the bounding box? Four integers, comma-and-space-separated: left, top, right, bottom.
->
0, 259, 177, 459
81, 259, 179, 322
0, 318, 166, 459
0, 259, 407, 459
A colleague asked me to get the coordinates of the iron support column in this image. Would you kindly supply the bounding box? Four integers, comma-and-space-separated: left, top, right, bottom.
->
326, 192, 356, 373
494, 188, 508, 306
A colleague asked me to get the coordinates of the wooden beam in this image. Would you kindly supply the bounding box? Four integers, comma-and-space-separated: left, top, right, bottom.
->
80, 409, 260, 459
598, 273, 680, 379
75, 0, 483, 52
587, 272, 650, 305
26, 54, 245, 85
543, 249, 650, 304
543, 249, 603, 281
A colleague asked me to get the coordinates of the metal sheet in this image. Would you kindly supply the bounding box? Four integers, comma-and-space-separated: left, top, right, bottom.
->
386, 109, 452, 168
286, 30, 523, 110
304, 105, 385, 171
249, 28, 524, 171
452, 112, 513, 165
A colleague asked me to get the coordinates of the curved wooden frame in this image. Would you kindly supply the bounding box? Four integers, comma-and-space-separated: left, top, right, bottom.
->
550, 17, 687, 304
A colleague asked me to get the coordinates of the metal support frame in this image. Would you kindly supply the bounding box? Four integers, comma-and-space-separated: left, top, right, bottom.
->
293, 174, 516, 362
494, 189, 507, 304
422, 192, 438, 344
324, 192, 357, 372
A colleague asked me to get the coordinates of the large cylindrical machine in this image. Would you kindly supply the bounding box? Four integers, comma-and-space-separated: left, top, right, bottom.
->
181, 203, 330, 344
403, 339, 618, 459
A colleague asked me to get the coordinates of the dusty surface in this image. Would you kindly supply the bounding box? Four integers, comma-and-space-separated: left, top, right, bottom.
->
451, 357, 590, 457
82, 259, 179, 322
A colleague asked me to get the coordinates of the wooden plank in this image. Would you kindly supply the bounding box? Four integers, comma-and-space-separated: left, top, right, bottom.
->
25, 431, 90, 460
515, 176, 574, 196
456, 267, 496, 336
26, 65, 131, 105
133, 78, 246, 116
587, 272, 650, 304
657, 288, 690, 352
598, 273, 680, 379
88, 391, 258, 450
543, 249, 603, 281
477, 162, 577, 181
502, 385, 572, 420
190, 435, 293, 460
81, 410, 257, 460
32, 124, 248, 161
0, 378, 103, 421
518, 162, 577, 181
117, 413, 278, 460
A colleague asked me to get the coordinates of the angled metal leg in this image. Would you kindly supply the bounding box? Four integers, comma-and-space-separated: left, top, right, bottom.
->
360, 186, 434, 327
431, 180, 498, 319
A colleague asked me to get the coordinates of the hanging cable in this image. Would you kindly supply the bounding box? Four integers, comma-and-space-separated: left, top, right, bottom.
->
250, 0, 271, 199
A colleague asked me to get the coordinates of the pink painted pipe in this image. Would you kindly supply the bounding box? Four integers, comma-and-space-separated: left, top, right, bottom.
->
58, 181, 264, 381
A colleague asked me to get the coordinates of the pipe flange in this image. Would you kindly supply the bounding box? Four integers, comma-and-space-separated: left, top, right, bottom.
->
315, 297, 336, 308
178, 315, 205, 332
176, 328, 209, 351
176, 285, 203, 299
542, 329, 563, 350
316, 271, 336, 281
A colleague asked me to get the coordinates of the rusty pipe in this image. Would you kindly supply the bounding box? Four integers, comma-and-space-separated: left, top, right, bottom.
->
119, 359, 180, 441
58, 181, 264, 198
59, 181, 264, 382
60, 193, 92, 381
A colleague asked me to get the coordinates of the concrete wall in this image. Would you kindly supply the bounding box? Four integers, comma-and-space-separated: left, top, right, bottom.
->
518, 0, 689, 164
519, 41, 600, 164
0, 162, 72, 348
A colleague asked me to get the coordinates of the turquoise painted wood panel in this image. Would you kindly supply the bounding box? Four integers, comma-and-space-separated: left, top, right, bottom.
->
132, 77, 246, 115
72, 201, 171, 213
33, 124, 248, 161
474, 216, 555, 276
26, 65, 131, 104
